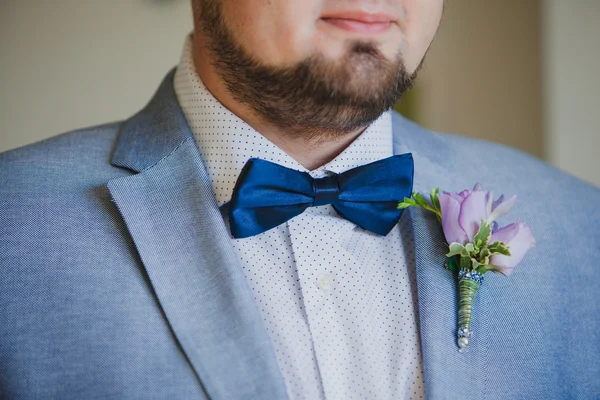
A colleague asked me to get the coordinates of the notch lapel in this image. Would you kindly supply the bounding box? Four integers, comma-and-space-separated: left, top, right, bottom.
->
107, 70, 288, 400
396, 142, 490, 398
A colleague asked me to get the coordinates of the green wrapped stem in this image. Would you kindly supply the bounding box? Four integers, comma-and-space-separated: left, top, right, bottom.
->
456, 269, 483, 352
458, 277, 479, 330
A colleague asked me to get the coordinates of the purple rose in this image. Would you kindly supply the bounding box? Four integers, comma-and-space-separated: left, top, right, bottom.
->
489, 221, 536, 276
438, 184, 535, 275
438, 184, 516, 245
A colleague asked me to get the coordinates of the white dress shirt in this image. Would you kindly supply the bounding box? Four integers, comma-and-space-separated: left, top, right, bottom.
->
174, 35, 425, 400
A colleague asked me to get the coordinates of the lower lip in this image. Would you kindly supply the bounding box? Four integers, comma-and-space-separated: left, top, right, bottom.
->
322, 18, 393, 35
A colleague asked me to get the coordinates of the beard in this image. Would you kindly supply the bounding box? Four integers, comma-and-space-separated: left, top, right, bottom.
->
197, 1, 418, 141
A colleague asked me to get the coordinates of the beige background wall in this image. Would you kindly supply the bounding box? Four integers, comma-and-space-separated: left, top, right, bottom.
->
414, 0, 543, 159
542, 0, 600, 187
0, 0, 598, 186
0, 0, 192, 152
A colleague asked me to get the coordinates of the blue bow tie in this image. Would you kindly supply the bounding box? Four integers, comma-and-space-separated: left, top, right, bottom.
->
228, 154, 414, 239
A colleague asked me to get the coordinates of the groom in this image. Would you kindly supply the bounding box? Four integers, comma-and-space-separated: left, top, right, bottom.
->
1, 0, 598, 399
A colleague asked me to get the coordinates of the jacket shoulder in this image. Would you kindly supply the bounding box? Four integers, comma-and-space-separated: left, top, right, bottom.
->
0, 122, 120, 170
391, 111, 598, 195
0, 122, 135, 194
0, 122, 132, 243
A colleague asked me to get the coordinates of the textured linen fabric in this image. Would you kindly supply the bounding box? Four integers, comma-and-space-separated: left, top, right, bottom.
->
174, 36, 425, 400
2, 67, 600, 400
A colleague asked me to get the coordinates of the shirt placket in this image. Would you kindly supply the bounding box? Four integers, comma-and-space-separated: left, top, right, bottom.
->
287, 206, 371, 400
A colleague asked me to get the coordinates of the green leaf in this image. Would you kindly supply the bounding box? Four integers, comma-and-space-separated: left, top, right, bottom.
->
476, 265, 490, 275
430, 188, 441, 212
473, 219, 492, 248
487, 241, 511, 257
460, 255, 473, 270
446, 242, 466, 257
404, 191, 442, 221
471, 258, 483, 269
413, 193, 429, 208
397, 197, 416, 209
446, 255, 460, 272
465, 243, 475, 254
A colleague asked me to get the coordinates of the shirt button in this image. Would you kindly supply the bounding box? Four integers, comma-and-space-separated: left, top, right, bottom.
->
316, 273, 334, 290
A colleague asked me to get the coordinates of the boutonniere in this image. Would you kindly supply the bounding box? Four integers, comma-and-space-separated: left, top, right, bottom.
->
399, 184, 535, 352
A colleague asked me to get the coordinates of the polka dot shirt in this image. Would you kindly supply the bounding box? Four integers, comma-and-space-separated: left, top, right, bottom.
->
174, 35, 425, 400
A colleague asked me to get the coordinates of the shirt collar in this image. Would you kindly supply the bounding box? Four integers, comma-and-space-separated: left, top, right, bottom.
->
174, 34, 393, 207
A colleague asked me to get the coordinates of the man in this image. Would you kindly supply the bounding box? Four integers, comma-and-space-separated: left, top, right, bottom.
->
0, 0, 598, 399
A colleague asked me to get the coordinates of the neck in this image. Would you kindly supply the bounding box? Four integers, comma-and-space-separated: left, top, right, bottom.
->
192, 37, 365, 171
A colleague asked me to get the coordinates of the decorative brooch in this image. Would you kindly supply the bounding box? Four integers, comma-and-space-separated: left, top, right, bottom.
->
399, 184, 535, 352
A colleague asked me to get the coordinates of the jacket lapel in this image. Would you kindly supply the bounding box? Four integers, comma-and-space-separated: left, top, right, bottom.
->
395, 142, 489, 398
107, 70, 288, 400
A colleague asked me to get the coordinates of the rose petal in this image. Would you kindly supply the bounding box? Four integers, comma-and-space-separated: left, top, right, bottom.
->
458, 191, 489, 242
489, 195, 517, 222
439, 193, 468, 244
490, 221, 536, 276
490, 222, 520, 244
486, 191, 494, 215
492, 195, 505, 211
491, 221, 499, 233
447, 192, 463, 203
457, 189, 472, 200
473, 183, 483, 191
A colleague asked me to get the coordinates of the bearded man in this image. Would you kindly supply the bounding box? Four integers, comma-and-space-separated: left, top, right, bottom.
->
1, 1, 598, 399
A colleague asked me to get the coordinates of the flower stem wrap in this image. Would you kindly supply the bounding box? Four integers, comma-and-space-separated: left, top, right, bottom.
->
458, 277, 479, 328
456, 269, 484, 352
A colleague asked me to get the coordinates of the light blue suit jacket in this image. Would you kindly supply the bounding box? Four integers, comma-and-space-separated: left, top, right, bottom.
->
1, 70, 599, 399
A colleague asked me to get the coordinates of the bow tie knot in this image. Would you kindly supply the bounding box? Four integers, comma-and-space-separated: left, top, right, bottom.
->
313, 175, 340, 206
228, 155, 414, 239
